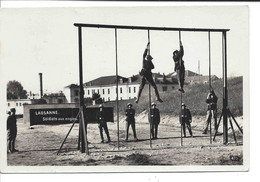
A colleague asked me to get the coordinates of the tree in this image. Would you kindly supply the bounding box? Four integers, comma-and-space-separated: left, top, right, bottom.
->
92, 92, 102, 104
7, 80, 28, 99
84, 97, 93, 106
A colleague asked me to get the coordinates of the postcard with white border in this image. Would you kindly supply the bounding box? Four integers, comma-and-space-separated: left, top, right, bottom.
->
0, 5, 249, 173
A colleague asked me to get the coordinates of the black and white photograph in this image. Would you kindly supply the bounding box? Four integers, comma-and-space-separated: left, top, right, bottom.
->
0, 5, 249, 172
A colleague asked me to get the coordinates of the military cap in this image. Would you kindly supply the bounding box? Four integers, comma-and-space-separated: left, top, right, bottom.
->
99, 104, 103, 108
151, 102, 156, 106
127, 103, 132, 107
181, 103, 186, 106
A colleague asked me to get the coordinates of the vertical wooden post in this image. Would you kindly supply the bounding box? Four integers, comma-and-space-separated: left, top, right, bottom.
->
148, 29, 152, 149
115, 28, 120, 150
179, 31, 183, 147
222, 31, 228, 144
78, 26, 89, 154
208, 31, 212, 144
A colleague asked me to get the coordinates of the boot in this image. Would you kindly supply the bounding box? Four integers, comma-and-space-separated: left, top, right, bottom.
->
107, 136, 111, 143
154, 87, 163, 103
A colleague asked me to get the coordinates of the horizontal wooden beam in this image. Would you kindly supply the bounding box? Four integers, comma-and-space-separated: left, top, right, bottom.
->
74, 23, 229, 32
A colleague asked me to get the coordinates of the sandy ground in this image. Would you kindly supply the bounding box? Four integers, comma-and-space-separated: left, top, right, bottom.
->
7, 115, 243, 166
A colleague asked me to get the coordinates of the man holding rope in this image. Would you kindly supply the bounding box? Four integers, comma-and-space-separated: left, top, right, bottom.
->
135, 42, 163, 103
202, 88, 218, 134
173, 41, 185, 93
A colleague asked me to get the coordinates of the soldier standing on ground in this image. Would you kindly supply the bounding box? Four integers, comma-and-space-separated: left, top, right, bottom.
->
173, 41, 185, 93
96, 104, 111, 143
180, 103, 193, 137
150, 102, 160, 139
7, 108, 18, 153
135, 42, 163, 103
125, 103, 138, 141
202, 89, 218, 134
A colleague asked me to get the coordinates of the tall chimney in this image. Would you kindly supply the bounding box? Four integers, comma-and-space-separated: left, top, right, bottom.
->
39, 73, 43, 98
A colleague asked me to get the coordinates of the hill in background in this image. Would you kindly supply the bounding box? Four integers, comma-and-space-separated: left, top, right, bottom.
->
104, 76, 243, 117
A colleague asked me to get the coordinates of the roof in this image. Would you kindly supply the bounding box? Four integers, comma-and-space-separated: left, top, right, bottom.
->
64, 84, 79, 88
84, 75, 128, 86
167, 70, 201, 77
84, 73, 177, 87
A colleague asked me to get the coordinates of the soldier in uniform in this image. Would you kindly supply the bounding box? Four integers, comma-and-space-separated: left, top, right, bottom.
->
125, 103, 138, 141
135, 42, 163, 103
7, 108, 18, 153
202, 89, 218, 134
96, 104, 111, 143
173, 41, 185, 93
150, 102, 160, 139
180, 103, 193, 137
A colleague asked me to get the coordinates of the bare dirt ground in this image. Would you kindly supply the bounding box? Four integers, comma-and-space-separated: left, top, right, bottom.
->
7, 115, 243, 166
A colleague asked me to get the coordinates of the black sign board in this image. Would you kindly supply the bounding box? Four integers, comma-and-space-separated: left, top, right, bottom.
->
30, 108, 79, 126
29, 106, 114, 126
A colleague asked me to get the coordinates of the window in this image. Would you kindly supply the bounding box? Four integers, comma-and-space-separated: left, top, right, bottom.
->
108, 89, 110, 94
120, 88, 122, 94
19, 103, 22, 106
88, 90, 90, 95
162, 86, 167, 92
129, 87, 131, 93
74, 90, 79, 96
103, 89, 105, 94
74, 98, 79, 103
172, 86, 175, 90
16, 103, 18, 106
120, 97, 122, 100
97, 89, 99, 94
8, 103, 10, 107
92, 89, 95, 94
134, 87, 136, 93
58, 99, 63, 104
108, 97, 110, 101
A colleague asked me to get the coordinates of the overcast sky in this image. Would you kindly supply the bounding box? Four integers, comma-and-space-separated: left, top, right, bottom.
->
0, 6, 248, 93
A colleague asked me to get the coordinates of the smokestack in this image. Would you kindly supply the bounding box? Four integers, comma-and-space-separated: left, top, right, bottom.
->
39, 73, 43, 98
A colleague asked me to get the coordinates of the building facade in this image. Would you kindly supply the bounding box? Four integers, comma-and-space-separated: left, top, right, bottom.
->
6, 99, 32, 115
84, 74, 178, 102
63, 84, 80, 103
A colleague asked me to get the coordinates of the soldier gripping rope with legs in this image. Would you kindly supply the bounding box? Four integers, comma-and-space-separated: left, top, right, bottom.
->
180, 103, 193, 137
7, 108, 18, 153
135, 42, 163, 103
202, 89, 218, 134
150, 102, 160, 139
125, 103, 138, 141
96, 104, 111, 143
173, 41, 185, 93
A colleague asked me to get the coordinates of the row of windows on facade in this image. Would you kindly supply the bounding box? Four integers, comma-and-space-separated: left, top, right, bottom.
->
86, 87, 137, 96
7, 102, 25, 107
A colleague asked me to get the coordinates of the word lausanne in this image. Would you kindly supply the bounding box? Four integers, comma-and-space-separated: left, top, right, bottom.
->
35, 110, 59, 115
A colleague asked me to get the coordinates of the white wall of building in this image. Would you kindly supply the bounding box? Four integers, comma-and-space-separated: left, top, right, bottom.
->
84, 84, 139, 102
6, 99, 32, 115
64, 87, 80, 103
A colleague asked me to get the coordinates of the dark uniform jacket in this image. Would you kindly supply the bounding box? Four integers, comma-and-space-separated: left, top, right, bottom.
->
141, 48, 154, 75
206, 92, 218, 110
7, 115, 17, 131
125, 108, 135, 123
96, 110, 105, 123
173, 45, 184, 71
150, 108, 160, 124
180, 108, 192, 123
